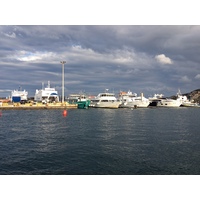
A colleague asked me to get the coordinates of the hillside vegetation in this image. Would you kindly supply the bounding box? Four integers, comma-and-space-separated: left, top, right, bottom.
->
183, 89, 200, 103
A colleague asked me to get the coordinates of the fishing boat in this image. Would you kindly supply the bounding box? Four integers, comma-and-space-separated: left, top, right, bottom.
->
119, 91, 149, 108
67, 94, 90, 109
34, 81, 59, 103
91, 89, 121, 108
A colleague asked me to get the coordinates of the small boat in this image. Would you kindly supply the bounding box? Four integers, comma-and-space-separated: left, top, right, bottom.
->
67, 94, 90, 109
181, 101, 200, 107
91, 89, 121, 108
119, 91, 150, 108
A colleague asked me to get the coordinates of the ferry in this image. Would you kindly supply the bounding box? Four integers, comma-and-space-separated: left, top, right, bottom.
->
34, 81, 59, 103
11, 89, 28, 103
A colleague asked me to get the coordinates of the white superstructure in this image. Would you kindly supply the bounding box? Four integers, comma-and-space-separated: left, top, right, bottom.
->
91, 90, 120, 108
11, 89, 28, 102
34, 81, 59, 103
148, 94, 164, 102
119, 91, 150, 108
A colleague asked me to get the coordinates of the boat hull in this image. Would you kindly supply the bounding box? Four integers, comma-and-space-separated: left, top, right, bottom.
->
156, 100, 181, 107
77, 100, 91, 109
181, 102, 200, 107
120, 101, 149, 108
93, 101, 120, 108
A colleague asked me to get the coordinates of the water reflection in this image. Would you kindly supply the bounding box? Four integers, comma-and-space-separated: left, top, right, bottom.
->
1, 108, 200, 174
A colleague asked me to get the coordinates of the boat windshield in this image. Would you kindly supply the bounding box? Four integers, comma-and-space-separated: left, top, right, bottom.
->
99, 93, 115, 97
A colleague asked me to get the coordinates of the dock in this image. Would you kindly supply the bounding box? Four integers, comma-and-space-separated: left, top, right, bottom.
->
0, 102, 77, 110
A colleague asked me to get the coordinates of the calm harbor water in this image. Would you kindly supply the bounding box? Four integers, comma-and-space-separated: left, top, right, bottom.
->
0, 107, 200, 175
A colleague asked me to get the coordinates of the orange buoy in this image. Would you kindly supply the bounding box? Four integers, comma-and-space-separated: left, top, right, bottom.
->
62, 110, 67, 117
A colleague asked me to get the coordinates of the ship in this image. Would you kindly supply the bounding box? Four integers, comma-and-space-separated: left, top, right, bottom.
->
11, 88, 28, 103
34, 81, 59, 103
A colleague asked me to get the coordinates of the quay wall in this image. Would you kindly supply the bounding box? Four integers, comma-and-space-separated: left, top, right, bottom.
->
0, 102, 77, 110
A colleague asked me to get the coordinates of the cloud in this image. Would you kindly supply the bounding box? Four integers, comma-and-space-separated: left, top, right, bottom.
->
155, 54, 173, 65
4, 32, 16, 38
15, 51, 56, 62
1, 25, 200, 97
179, 75, 190, 83
0, 89, 12, 93
195, 74, 200, 79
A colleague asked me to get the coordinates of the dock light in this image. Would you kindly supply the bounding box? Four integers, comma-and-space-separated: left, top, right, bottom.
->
60, 61, 66, 103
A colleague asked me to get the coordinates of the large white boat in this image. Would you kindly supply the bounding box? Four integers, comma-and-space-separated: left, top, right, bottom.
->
156, 98, 182, 107
11, 89, 28, 103
119, 91, 150, 108
180, 92, 200, 107
150, 90, 187, 107
34, 81, 59, 103
91, 90, 121, 108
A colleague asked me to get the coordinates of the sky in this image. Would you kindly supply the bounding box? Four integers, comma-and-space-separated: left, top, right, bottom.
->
1, 1, 200, 199
0, 25, 200, 97
0, 25, 200, 98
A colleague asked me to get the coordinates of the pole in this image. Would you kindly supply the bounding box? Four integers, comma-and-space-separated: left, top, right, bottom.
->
60, 61, 66, 103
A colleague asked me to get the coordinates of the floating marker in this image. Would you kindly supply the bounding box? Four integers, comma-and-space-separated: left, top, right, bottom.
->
62, 110, 68, 117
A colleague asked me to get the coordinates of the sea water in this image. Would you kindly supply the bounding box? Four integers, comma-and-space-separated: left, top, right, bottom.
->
0, 107, 200, 175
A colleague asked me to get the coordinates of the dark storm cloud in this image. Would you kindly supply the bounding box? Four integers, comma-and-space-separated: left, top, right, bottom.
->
0, 25, 200, 97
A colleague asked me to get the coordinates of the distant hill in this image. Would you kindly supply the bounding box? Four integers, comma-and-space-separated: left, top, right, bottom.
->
183, 89, 200, 103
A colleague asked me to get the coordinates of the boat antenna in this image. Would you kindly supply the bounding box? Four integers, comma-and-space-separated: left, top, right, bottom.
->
42, 82, 44, 89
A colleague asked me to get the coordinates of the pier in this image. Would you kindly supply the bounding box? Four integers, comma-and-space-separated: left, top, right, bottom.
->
0, 102, 77, 110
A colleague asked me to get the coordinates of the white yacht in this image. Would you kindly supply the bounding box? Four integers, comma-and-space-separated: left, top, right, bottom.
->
148, 94, 165, 106
11, 89, 28, 103
179, 91, 200, 107
151, 90, 187, 107
91, 90, 120, 108
34, 81, 59, 103
156, 98, 182, 107
119, 91, 150, 108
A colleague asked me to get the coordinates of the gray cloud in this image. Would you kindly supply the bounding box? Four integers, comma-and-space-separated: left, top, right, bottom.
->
0, 25, 200, 97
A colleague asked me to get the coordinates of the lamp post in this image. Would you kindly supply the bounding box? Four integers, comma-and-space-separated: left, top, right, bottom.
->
60, 61, 66, 103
